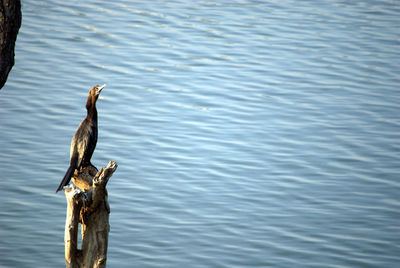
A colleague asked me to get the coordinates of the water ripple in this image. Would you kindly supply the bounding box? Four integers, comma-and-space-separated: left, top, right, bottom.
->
1, 0, 399, 268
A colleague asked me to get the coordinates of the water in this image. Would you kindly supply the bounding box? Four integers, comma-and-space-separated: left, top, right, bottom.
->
1, 0, 399, 267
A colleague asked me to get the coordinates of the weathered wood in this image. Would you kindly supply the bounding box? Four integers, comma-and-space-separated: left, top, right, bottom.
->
64, 161, 117, 268
0, 0, 21, 89
64, 187, 83, 268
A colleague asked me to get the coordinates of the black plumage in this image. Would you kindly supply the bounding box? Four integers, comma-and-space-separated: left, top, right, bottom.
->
56, 84, 106, 192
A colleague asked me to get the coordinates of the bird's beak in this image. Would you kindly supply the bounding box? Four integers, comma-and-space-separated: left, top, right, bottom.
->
97, 84, 106, 95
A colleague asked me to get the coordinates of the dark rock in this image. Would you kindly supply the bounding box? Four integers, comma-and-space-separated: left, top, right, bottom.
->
0, 0, 21, 89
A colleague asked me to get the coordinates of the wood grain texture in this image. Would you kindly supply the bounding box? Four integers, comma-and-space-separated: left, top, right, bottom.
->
64, 161, 117, 268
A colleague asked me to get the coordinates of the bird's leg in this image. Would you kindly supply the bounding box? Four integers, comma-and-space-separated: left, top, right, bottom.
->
88, 162, 98, 172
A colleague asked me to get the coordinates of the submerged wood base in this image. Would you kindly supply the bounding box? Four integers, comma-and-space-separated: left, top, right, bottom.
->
63, 161, 117, 268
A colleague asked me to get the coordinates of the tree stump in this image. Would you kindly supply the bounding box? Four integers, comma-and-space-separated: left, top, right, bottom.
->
0, 0, 21, 89
63, 160, 117, 268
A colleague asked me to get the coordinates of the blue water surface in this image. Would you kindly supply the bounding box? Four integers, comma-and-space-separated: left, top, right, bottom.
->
0, 1, 399, 267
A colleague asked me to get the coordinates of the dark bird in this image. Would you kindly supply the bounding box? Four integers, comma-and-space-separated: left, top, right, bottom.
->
56, 84, 106, 192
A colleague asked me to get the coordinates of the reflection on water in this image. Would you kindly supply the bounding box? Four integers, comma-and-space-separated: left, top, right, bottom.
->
1, 1, 399, 267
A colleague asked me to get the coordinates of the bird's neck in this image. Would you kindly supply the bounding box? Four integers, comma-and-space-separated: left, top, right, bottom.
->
86, 96, 98, 120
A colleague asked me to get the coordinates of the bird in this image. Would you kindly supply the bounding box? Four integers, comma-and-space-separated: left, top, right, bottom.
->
56, 84, 106, 192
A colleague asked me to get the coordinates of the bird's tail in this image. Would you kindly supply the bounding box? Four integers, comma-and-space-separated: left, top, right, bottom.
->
56, 166, 75, 192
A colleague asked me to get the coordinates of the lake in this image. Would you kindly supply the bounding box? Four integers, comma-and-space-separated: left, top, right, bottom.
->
0, 0, 399, 267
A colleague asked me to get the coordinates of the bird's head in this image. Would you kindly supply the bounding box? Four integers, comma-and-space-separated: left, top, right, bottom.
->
89, 84, 106, 99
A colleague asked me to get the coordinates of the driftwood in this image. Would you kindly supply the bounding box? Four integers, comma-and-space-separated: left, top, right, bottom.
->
0, 0, 21, 89
63, 160, 117, 268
